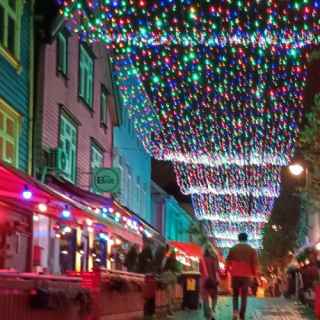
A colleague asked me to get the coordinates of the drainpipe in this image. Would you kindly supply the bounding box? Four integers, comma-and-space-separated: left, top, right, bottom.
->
28, 0, 35, 175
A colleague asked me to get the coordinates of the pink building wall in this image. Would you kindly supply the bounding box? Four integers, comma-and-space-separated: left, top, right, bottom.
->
39, 30, 116, 190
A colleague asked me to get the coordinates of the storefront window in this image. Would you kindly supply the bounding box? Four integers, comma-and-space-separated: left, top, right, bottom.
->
58, 225, 76, 274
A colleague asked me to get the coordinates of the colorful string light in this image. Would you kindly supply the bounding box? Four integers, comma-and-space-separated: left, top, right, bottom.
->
192, 194, 275, 221
58, 0, 313, 248
174, 163, 282, 197
59, 0, 308, 167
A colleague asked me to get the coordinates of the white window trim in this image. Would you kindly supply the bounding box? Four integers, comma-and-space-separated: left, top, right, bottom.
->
59, 114, 77, 183
100, 87, 108, 126
90, 143, 104, 193
0, 97, 20, 167
0, 0, 22, 65
79, 45, 93, 107
57, 32, 68, 75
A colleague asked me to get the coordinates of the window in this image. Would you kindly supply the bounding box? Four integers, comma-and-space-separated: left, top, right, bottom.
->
123, 164, 129, 206
79, 45, 93, 107
0, 98, 20, 167
0, 0, 21, 59
139, 185, 145, 217
118, 156, 126, 203
136, 177, 140, 213
100, 86, 108, 126
59, 114, 77, 183
90, 143, 103, 193
127, 168, 132, 208
57, 32, 68, 76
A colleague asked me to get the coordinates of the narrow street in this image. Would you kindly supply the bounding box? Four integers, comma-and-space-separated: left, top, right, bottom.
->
174, 297, 315, 320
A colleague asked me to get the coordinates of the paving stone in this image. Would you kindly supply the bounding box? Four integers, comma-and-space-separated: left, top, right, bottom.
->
172, 297, 315, 320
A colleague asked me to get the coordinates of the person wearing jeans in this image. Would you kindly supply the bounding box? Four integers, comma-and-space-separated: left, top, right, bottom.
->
160, 249, 179, 318
201, 247, 219, 320
232, 277, 250, 319
226, 233, 258, 320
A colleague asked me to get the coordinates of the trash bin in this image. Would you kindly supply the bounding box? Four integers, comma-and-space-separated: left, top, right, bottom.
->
180, 272, 201, 310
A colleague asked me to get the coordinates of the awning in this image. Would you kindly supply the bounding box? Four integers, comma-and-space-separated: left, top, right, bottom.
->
0, 162, 142, 245
0, 161, 91, 220
169, 241, 203, 258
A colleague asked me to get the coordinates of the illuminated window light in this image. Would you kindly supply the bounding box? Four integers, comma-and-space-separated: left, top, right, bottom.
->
33, 214, 39, 222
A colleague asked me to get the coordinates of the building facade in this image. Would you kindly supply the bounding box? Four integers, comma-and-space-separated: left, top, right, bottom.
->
0, 0, 33, 173
33, 16, 118, 189
0, 0, 34, 271
30, 5, 120, 273
151, 182, 193, 242
113, 94, 152, 224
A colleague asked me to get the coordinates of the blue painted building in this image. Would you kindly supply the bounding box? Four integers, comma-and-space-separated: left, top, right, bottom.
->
151, 182, 194, 242
113, 93, 152, 224
0, 0, 33, 173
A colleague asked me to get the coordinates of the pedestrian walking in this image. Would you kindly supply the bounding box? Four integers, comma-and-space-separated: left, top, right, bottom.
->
159, 247, 179, 318
226, 233, 258, 320
200, 246, 219, 320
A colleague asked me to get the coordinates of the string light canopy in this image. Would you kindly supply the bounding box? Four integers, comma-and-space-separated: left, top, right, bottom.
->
58, 1, 320, 49
214, 238, 263, 250
58, 0, 314, 248
192, 194, 275, 221
203, 220, 264, 249
59, 0, 309, 168
203, 220, 265, 239
174, 163, 282, 197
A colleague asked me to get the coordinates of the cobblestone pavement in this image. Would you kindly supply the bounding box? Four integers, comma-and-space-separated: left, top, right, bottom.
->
172, 297, 315, 320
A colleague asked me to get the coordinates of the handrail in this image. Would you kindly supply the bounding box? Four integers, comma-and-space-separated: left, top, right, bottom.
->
106, 269, 146, 281
0, 272, 80, 282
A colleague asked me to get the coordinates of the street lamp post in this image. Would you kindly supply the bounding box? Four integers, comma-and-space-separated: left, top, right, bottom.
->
288, 163, 310, 190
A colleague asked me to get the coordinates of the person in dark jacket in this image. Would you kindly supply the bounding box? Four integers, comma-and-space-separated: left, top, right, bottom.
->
160, 248, 179, 318
200, 247, 219, 320
226, 233, 258, 320
124, 244, 138, 272
137, 243, 153, 274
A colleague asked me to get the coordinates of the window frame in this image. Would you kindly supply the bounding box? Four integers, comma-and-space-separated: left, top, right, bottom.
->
79, 44, 94, 109
100, 85, 109, 127
90, 141, 104, 193
0, 97, 21, 168
56, 31, 68, 77
0, 0, 22, 68
58, 113, 78, 184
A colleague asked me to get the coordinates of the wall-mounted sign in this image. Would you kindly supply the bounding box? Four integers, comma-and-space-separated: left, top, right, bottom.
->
93, 168, 121, 193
